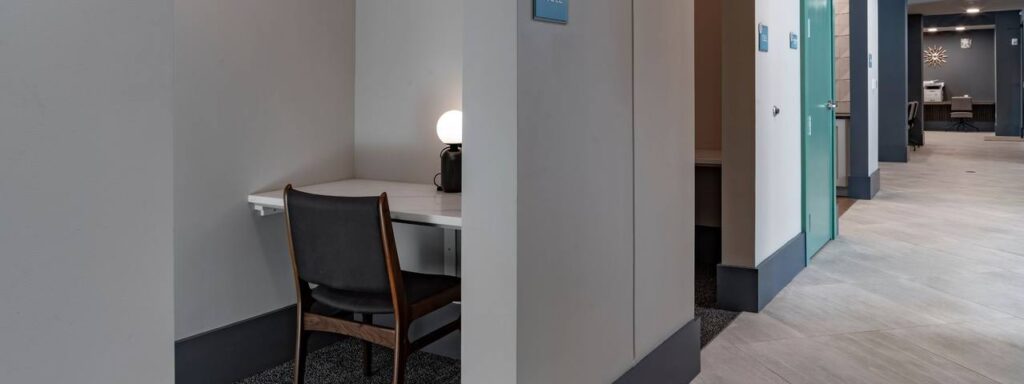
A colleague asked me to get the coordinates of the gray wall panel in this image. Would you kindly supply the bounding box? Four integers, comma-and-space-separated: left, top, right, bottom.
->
922, 30, 996, 101
516, 0, 636, 381
879, 0, 909, 162
173, 0, 358, 340
995, 11, 1023, 136
0, 0, 175, 381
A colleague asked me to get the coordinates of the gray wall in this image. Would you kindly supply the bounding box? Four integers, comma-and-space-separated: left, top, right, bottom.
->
174, 0, 460, 342
922, 30, 996, 101
463, 0, 696, 382
352, 0, 465, 356
849, 0, 881, 196
850, 0, 881, 183
515, 0, 636, 381
753, 0, 803, 264
695, 0, 723, 151
0, 0, 175, 382
173, 0, 357, 339
995, 11, 1023, 136
722, 0, 804, 267
721, 0, 757, 267
908, 14, 924, 124
354, 0, 463, 184
878, 0, 909, 163
921, 11, 1022, 136
462, 0, 520, 380
633, 0, 696, 358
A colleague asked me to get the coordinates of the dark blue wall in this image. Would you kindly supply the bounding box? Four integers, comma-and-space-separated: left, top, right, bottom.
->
908, 14, 924, 110
923, 11, 1022, 136
879, 0, 909, 163
908, 14, 925, 146
848, 0, 877, 199
995, 11, 1023, 136
924, 12, 997, 28
847, 0, 872, 198
922, 30, 996, 101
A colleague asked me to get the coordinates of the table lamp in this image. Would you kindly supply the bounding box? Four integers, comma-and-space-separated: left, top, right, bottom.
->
435, 110, 462, 193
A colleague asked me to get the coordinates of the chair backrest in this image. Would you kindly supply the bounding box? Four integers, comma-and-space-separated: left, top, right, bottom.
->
284, 187, 399, 294
907, 101, 919, 123
951, 96, 973, 112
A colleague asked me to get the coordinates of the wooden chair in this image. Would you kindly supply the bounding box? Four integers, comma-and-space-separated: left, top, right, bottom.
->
284, 186, 461, 384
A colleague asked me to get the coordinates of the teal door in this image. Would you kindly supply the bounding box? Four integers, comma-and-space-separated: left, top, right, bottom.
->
802, 0, 836, 260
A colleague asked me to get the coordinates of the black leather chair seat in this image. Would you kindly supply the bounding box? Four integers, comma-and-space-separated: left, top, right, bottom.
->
312, 271, 459, 314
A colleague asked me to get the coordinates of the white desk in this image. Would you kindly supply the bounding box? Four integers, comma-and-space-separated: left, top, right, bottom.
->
248, 179, 461, 229
249, 179, 462, 275
696, 149, 722, 168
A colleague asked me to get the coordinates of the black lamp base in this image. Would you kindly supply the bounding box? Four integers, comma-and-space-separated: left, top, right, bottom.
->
437, 145, 461, 193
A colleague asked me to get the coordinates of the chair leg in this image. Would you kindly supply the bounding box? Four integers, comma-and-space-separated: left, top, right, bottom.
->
392, 338, 409, 384
361, 314, 374, 377
293, 324, 310, 384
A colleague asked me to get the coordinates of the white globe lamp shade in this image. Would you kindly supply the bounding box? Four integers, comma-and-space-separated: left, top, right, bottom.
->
436, 110, 463, 145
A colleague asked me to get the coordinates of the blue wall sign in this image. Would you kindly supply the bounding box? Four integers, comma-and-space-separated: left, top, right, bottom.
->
790, 32, 799, 49
758, 24, 769, 52
534, 0, 568, 24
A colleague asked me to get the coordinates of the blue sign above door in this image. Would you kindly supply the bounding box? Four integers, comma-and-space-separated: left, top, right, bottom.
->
534, 0, 568, 24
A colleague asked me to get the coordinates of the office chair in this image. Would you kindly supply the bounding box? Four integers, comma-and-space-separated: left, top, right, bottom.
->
284, 186, 461, 384
907, 101, 921, 150
949, 96, 978, 132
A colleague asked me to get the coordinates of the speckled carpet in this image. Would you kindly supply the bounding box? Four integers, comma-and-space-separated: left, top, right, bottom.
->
238, 339, 459, 384
241, 257, 733, 383
695, 258, 740, 347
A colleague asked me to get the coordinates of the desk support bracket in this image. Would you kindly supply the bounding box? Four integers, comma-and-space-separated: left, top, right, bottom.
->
253, 205, 283, 217
443, 229, 460, 277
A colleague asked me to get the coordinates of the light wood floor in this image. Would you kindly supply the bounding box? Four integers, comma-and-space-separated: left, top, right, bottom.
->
695, 132, 1024, 384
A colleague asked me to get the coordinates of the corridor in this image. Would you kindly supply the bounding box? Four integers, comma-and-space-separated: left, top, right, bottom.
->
697, 132, 1024, 383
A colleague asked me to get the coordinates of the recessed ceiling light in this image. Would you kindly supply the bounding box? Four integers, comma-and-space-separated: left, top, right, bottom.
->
927, 27, 939, 32
956, 26, 967, 31
966, 8, 981, 14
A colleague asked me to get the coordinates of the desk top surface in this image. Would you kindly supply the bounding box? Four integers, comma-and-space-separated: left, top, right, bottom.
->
696, 149, 723, 167
249, 179, 461, 229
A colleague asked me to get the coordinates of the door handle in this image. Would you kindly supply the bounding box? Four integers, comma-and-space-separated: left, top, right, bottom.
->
825, 100, 837, 110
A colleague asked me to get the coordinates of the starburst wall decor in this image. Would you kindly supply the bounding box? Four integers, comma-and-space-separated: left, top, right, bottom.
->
924, 46, 948, 68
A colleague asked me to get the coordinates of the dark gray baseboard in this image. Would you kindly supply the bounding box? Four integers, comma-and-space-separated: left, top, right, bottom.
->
716, 233, 806, 313
847, 169, 880, 200
615, 317, 701, 384
175, 305, 343, 384
176, 304, 461, 383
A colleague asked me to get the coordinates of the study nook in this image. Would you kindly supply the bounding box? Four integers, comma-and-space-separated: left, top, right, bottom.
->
248, 111, 464, 383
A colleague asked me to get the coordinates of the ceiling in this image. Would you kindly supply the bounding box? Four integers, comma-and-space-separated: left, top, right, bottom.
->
909, 0, 1024, 15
